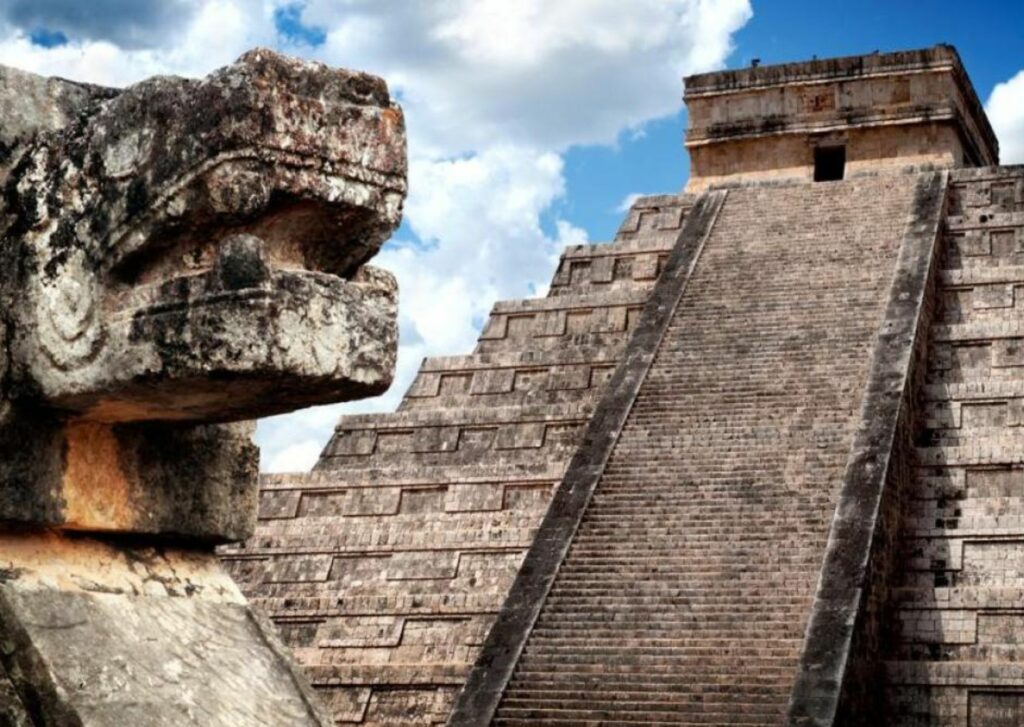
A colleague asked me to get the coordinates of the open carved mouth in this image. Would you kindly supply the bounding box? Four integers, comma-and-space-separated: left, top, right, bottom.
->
111, 193, 386, 317
60, 172, 402, 424
15, 49, 407, 425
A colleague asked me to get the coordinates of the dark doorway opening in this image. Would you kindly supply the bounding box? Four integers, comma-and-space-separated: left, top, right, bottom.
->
814, 145, 846, 182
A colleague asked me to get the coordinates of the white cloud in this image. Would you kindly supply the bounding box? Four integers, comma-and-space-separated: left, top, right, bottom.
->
616, 192, 644, 213
304, 0, 753, 155
263, 439, 325, 473
258, 147, 586, 470
988, 69, 1024, 165
0, 0, 752, 472
0, 1, 274, 87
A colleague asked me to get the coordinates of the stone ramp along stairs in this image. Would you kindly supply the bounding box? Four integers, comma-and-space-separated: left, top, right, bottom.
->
452, 172, 949, 726
219, 195, 692, 725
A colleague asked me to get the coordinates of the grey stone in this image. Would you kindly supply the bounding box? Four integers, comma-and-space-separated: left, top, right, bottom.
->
0, 49, 406, 538
0, 48, 407, 726
0, 535, 333, 726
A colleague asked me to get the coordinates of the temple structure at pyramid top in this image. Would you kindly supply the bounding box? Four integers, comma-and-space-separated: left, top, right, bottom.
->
684, 45, 998, 190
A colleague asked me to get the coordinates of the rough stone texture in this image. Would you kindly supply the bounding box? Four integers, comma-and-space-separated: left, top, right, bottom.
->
787, 171, 948, 726
0, 664, 32, 727
0, 66, 116, 190
1, 48, 404, 423
221, 195, 691, 725
487, 175, 923, 725
0, 49, 407, 726
0, 533, 333, 726
684, 45, 998, 191
0, 49, 405, 539
882, 166, 1024, 725
224, 46, 1024, 726
449, 191, 727, 726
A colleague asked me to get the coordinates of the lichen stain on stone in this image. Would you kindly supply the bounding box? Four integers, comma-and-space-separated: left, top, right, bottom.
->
0, 530, 245, 601
61, 421, 136, 530
380, 106, 403, 135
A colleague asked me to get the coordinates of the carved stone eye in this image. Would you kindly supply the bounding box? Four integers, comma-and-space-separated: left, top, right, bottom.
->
36, 250, 105, 370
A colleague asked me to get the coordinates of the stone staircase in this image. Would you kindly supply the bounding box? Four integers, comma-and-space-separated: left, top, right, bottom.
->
884, 168, 1024, 725
219, 194, 691, 725
221, 170, 1024, 725
481, 176, 929, 725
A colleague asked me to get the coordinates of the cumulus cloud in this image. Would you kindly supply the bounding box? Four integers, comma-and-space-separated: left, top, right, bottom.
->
0, 0, 752, 471
0, 1, 274, 86
257, 147, 587, 471
0, 0, 201, 49
616, 192, 645, 213
304, 0, 752, 155
988, 69, 1024, 165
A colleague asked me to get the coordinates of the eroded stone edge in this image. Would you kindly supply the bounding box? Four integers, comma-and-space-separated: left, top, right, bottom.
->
786, 171, 950, 726
445, 190, 729, 727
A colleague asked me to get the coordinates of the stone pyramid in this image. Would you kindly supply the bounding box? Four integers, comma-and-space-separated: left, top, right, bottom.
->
223, 45, 1024, 726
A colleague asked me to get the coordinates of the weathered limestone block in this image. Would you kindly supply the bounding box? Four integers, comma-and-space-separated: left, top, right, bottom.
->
0, 49, 406, 539
0, 534, 332, 726
0, 65, 116, 190
2, 48, 404, 423
0, 49, 407, 726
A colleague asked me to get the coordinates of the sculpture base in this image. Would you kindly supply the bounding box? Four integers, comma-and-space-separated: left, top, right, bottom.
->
0, 415, 258, 542
0, 532, 331, 726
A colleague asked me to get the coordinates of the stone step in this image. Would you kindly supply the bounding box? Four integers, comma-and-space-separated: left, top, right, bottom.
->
548, 233, 679, 292
922, 379, 1024, 402
882, 172, 1024, 723
400, 386, 606, 413
316, 442, 583, 474
946, 209, 1024, 233
467, 285, 649, 355
522, 634, 799, 647
287, 459, 566, 487
940, 265, 1024, 287
493, 718, 763, 727
400, 345, 623, 411
475, 330, 636, 355
317, 401, 592, 465
489, 176, 927, 724
510, 659, 796, 676
494, 704, 780, 725
612, 194, 692, 243
931, 319, 1024, 343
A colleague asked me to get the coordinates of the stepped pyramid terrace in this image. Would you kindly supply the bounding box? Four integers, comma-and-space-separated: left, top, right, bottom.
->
219, 44, 1024, 726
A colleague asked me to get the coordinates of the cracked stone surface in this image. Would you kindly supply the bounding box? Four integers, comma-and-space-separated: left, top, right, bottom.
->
0, 533, 335, 726
0, 48, 406, 538
0, 49, 406, 725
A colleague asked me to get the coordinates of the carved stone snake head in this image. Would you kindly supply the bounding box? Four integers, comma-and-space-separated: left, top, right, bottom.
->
1, 49, 405, 424
0, 51, 406, 539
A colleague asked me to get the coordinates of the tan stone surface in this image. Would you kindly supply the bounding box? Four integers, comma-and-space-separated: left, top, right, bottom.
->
493, 174, 922, 724
683, 45, 998, 191
884, 167, 1024, 725
0, 48, 409, 726
222, 195, 691, 724
226, 47, 1024, 726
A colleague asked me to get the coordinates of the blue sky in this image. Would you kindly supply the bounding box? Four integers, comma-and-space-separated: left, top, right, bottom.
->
1, 1, 1021, 469
562, 0, 1024, 241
